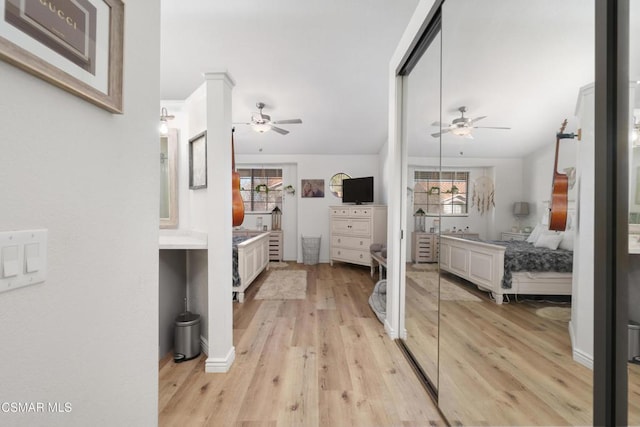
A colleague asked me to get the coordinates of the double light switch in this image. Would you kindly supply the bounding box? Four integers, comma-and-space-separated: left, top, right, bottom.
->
0, 229, 47, 293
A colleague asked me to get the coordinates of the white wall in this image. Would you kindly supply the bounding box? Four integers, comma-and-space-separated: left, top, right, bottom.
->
379, 139, 391, 205
159, 251, 187, 359
0, 1, 160, 425
403, 157, 523, 258
234, 163, 298, 261
238, 154, 381, 263
185, 85, 209, 232
522, 91, 590, 368
522, 138, 578, 224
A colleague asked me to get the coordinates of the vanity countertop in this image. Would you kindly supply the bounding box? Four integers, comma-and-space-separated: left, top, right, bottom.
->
159, 230, 207, 250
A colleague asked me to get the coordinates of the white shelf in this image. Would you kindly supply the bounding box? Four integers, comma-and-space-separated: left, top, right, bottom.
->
159, 230, 208, 250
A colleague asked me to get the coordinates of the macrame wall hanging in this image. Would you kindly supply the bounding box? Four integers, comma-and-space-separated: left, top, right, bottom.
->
471, 175, 495, 215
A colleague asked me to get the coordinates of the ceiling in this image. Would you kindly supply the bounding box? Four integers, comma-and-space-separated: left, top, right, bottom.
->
160, 0, 420, 155
406, 0, 596, 159
161, 1, 639, 159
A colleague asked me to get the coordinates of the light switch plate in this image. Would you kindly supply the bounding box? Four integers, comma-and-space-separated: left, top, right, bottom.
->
0, 229, 47, 294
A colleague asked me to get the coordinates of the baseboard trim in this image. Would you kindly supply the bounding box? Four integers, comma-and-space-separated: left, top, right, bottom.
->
205, 346, 236, 373
384, 319, 397, 339
568, 320, 575, 350
573, 346, 594, 370
568, 320, 593, 369
200, 335, 209, 356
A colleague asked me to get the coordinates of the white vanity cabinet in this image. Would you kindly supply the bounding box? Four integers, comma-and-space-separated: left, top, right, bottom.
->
329, 205, 387, 267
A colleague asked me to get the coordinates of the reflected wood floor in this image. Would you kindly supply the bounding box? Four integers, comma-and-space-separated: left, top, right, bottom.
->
434, 271, 640, 426
158, 263, 444, 427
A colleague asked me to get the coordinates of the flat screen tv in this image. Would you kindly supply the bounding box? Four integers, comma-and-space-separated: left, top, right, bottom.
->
342, 176, 374, 204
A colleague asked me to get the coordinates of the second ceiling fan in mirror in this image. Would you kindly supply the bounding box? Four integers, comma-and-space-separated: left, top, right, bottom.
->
235, 102, 302, 135
431, 106, 510, 139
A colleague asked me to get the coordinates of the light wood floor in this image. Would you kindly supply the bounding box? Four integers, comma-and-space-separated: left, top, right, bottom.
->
430, 270, 640, 426
158, 263, 445, 426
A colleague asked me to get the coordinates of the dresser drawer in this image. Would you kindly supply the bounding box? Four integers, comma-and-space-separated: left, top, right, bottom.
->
331, 247, 370, 265
331, 235, 371, 250
350, 207, 373, 217
331, 218, 371, 236
331, 208, 350, 217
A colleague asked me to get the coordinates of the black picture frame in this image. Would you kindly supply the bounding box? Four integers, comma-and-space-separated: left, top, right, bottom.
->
189, 131, 207, 190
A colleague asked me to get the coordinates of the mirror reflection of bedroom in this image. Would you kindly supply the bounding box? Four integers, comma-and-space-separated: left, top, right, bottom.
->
401, 1, 640, 425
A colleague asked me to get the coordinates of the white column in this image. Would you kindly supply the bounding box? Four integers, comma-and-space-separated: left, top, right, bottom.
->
572, 83, 595, 369
204, 70, 236, 372
385, 74, 404, 339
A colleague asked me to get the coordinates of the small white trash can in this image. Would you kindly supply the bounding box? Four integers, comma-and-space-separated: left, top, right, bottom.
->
302, 236, 321, 265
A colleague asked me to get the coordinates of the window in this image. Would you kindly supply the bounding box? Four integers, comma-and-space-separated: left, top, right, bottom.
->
414, 170, 469, 215
238, 168, 283, 212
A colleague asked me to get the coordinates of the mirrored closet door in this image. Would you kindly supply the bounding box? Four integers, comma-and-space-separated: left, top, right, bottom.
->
436, 1, 595, 425
399, 1, 602, 425
401, 28, 442, 390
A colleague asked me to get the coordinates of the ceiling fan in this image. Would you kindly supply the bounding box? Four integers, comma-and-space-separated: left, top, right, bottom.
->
431, 106, 510, 139
235, 102, 302, 135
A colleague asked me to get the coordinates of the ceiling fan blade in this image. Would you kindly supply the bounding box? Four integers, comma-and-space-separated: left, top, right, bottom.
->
431, 121, 444, 127
469, 115, 487, 124
270, 125, 289, 135
431, 127, 452, 138
473, 126, 511, 130
272, 119, 302, 125
232, 122, 252, 125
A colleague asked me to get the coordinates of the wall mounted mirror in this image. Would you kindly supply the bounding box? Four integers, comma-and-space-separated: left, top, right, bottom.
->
160, 128, 178, 228
329, 172, 351, 198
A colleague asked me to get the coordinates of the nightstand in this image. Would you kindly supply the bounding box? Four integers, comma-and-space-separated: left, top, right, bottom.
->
501, 231, 530, 241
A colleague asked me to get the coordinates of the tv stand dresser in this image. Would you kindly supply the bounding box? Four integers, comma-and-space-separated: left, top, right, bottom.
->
329, 205, 387, 267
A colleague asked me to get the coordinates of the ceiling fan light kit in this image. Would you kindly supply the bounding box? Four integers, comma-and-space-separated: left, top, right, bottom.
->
431, 106, 510, 139
251, 122, 271, 133
235, 102, 303, 136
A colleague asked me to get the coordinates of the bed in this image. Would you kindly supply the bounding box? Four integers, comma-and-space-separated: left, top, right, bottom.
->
233, 232, 270, 302
439, 235, 573, 304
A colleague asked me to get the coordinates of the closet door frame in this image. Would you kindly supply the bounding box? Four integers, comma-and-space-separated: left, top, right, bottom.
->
389, 1, 631, 423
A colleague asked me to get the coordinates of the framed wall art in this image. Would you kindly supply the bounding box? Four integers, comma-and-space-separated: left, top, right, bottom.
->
189, 131, 207, 190
0, 0, 124, 113
301, 179, 325, 198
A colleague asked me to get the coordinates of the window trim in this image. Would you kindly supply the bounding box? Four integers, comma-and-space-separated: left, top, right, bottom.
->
237, 167, 284, 213
413, 170, 470, 216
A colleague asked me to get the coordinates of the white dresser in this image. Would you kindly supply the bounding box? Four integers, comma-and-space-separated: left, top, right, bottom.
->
329, 205, 387, 267
412, 231, 480, 263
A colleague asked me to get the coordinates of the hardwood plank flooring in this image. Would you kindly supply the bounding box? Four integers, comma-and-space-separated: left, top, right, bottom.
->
159, 263, 444, 426
160, 262, 640, 426
431, 270, 639, 426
